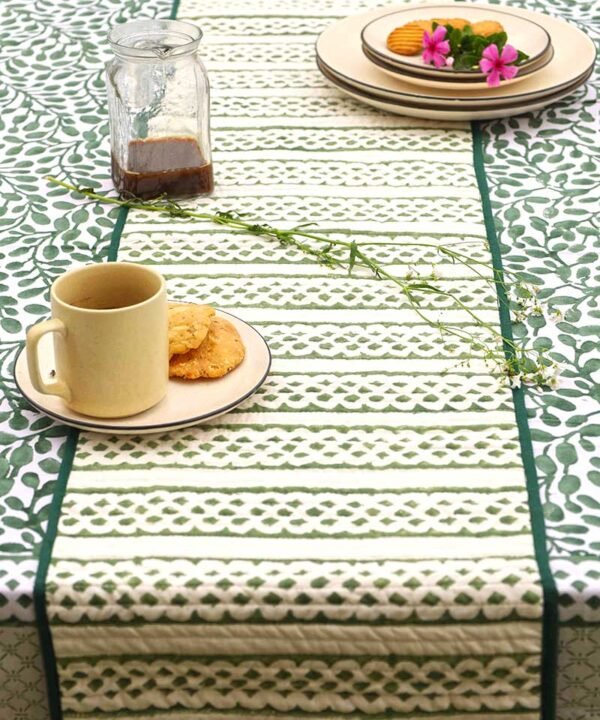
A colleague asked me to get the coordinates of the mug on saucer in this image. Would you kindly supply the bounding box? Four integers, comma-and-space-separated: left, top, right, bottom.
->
26, 262, 168, 418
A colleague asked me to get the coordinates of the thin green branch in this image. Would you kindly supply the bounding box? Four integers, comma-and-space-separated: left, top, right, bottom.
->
45, 177, 557, 387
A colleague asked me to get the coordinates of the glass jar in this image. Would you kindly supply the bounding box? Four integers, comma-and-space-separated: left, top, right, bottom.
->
105, 19, 213, 200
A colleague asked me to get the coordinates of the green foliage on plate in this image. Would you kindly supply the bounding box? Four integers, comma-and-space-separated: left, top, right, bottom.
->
433, 21, 530, 71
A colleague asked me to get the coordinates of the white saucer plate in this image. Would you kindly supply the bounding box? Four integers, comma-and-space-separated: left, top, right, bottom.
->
14, 310, 272, 435
318, 57, 592, 121
361, 4, 551, 79
315, 2, 596, 112
362, 43, 555, 91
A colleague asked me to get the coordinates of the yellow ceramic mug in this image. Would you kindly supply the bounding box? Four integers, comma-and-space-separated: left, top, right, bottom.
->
26, 263, 168, 418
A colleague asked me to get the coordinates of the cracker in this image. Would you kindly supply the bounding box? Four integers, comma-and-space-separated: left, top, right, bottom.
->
432, 17, 470, 30
471, 20, 504, 36
387, 23, 426, 56
168, 302, 215, 358
169, 316, 245, 379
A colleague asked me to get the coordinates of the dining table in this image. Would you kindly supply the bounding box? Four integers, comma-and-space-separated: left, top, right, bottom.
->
0, 0, 598, 719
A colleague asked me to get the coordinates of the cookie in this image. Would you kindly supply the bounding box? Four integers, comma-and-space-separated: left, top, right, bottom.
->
168, 302, 215, 358
387, 23, 426, 56
471, 20, 504, 36
413, 19, 434, 32
432, 17, 470, 30
169, 316, 245, 379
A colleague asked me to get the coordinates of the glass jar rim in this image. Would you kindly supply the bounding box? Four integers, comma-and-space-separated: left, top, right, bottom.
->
108, 19, 202, 60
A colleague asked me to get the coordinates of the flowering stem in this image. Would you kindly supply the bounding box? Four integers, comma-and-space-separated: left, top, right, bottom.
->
46, 176, 554, 386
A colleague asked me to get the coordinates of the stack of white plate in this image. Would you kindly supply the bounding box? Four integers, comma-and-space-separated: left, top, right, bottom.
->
316, 2, 595, 120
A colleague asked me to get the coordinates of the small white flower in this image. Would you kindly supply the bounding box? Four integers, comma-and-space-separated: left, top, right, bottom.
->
550, 309, 564, 323
510, 374, 522, 389
550, 363, 563, 381
446, 56, 454, 67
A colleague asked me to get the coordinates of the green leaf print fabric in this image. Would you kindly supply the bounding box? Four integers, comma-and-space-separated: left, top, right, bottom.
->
0, 0, 597, 719
483, 1, 600, 715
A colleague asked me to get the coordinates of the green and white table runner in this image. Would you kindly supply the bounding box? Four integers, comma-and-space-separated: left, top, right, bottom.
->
38, 0, 555, 717
0, 0, 598, 718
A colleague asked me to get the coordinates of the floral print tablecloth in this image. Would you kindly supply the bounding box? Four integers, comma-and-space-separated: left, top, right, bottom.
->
0, 0, 598, 718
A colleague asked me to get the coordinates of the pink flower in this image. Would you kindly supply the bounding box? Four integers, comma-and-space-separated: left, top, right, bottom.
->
422, 26, 450, 68
479, 44, 519, 87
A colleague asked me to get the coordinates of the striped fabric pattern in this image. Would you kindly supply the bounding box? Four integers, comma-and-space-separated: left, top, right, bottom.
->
45, 0, 547, 716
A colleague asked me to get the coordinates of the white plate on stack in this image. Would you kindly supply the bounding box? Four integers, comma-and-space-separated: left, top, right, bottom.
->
315, 2, 596, 120
361, 4, 552, 89
362, 44, 555, 90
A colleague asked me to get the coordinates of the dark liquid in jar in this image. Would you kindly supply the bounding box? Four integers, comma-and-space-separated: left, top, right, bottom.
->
111, 137, 214, 200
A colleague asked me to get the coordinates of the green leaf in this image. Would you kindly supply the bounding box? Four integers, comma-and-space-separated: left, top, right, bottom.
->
529, 429, 554, 442
536, 455, 557, 475
39, 458, 61, 474
540, 412, 560, 427
565, 415, 588, 428
42, 246, 59, 260
30, 417, 56, 431
556, 523, 588, 534
544, 396, 576, 412
8, 413, 28, 431
516, 50, 529, 65
0, 543, 28, 553
486, 32, 507, 50
579, 495, 600, 510
543, 502, 564, 522
582, 424, 600, 437
556, 442, 578, 466
454, 53, 479, 71
21, 532, 37, 546
448, 27, 462, 54
21, 472, 39, 489
35, 438, 52, 454
5, 497, 24, 511
1, 318, 22, 333
582, 515, 600, 528
558, 475, 580, 494
10, 445, 33, 468
31, 211, 50, 224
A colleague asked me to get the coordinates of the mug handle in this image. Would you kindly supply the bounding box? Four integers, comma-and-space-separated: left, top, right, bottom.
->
26, 319, 72, 402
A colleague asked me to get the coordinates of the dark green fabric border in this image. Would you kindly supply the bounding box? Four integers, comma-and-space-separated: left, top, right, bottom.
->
108, 205, 130, 261
33, 428, 78, 720
471, 120, 559, 720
